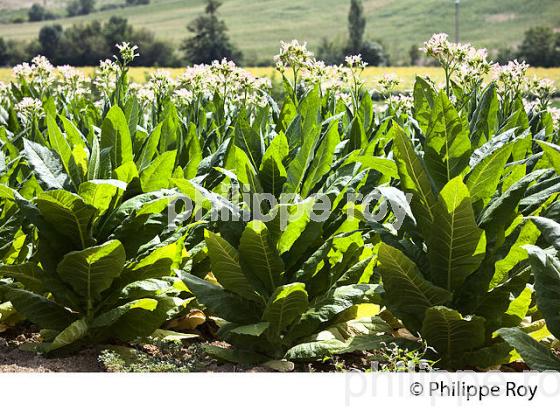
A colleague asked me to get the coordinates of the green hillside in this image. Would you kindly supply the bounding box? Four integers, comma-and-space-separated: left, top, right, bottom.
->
0, 0, 559, 63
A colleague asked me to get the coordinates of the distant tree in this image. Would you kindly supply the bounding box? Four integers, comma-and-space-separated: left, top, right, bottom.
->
130, 29, 178, 66
66, 1, 80, 16
0, 38, 8, 66
347, 0, 366, 53
103, 16, 132, 47
57, 21, 107, 65
67, 0, 96, 17
360, 41, 388, 66
181, 0, 242, 64
341, 0, 387, 65
38, 25, 63, 61
316, 37, 342, 65
518, 26, 559, 67
28, 3, 55, 22
409, 44, 420, 65
3, 39, 31, 66
126, 0, 150, 5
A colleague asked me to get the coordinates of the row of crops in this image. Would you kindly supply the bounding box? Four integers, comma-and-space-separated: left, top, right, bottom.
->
0, 35, 559, 371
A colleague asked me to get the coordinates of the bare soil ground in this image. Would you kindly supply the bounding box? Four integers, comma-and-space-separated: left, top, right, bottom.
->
0, 325, 102, 372
0, 325, 269, 373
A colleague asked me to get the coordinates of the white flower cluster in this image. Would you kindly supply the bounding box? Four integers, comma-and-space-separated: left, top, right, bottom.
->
93, 59, 119, 96
13, 56, 57, 91
455, 48, 491, 90
136, 69, 175, 107
422, 33, 491, 92
11, 55, 92, 100
300, 61, 353, 97
491, 60, 529, 95
527, 77, 556, 100
57, 65, 89, 99
115, 42, 140, 65
520, 77, 557, 112
387, 94, 414, 116
345, 55, 368, 71
422, 33, 469, 65
209, 59, 271, 107
377, 74, 400, 95
15, 97, 43, 126
274, 40, 315, 73
172, 88, 195, 108
130, 59, 271, 110
277, 42, 369, 100
178, 64, 218, 100
549, 107, 560, 131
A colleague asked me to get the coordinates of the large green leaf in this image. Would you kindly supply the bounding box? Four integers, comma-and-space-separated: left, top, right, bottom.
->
184, 122, 202, 179
286, 333, 392, 360
392, 124, 437, 236
87, 135, 101, 180
229, 322, 270, 337
267, 198, 316, 255
239, 220, 284, 295
23, 138, 70, 190
413, 76, 437, 134
137, 123, 162, 171
0, 262, 44, 293
100, 105, 133, 168
181, 273, 261, 324
205, 230, 260, 302
427, 177, 486, 292
59, 116, 86, 149
524, 243, 560, 339
46, 115, 73, 182
301, 123, 339, 197
203, 344, 269, 365
498, 327, 560, 371
537, 141, 560, 175
107, 296, 179, 341
285, 339, 347, 360
341, 154, 399, 179
479, 169, 549, 231
91, 298, 158, 328
489, 220, 539, 290
529, 216, 560, 250
140, 150, 176, 192
377, 243, 451, 331
78, 179, 126, 219
291, 284, 384, 339
6, 287, 77, 330
421, 306, 486, 366
466, 143, 513, 207
120, 241, 182, 285
283, 120, 321, 194
56, 240, 126, 311
234, 110, 264, 168
469, 83, 498, 148
424, 91, 472, 189
259, 132, 288, 196
262, 283, 308, 336
47, 318, 88, 352
36, 190, 97, 249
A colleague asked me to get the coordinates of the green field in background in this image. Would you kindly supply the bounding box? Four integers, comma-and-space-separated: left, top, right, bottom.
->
0, 0, 559, 63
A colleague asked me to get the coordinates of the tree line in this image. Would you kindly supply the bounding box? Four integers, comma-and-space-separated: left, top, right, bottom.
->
27, 0, 150, 23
